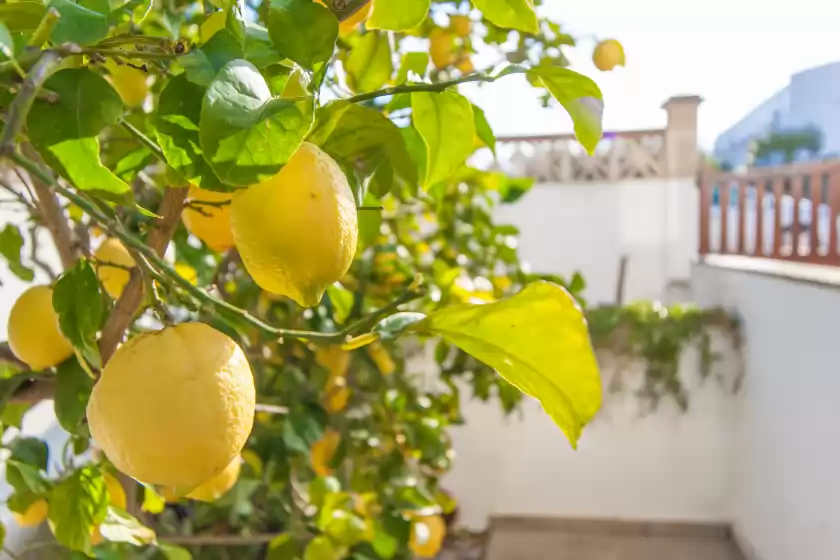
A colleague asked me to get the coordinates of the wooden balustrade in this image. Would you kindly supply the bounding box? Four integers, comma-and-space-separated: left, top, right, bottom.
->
698, 162, 840, 266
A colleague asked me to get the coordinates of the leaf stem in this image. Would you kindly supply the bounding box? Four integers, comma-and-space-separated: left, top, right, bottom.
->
27, 8, 61, 48
119, 120, 167, 164
345, 69, 526, 104
58, 47, 181, 60
6, 151, 425, 344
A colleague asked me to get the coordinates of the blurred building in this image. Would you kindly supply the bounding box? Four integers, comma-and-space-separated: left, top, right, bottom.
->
713, 61, 840, 169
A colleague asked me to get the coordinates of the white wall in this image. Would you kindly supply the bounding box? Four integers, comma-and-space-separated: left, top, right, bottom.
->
693, 261, 840, 560
440, 345, 741, 530
494, 178, 698, 305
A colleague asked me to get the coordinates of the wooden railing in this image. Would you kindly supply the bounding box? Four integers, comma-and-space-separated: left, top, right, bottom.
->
698, 162, 840, 266
495, 129, 668, 182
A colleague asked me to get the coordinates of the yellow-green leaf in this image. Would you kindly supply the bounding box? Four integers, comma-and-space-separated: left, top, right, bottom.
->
527, 66, 603, 155
344, 30, 392, 93
473, 0, 538, 34
411, 90, 475, 188
368, 0, 430, 31
418, 281, 601, 446
99, 506, 157, 545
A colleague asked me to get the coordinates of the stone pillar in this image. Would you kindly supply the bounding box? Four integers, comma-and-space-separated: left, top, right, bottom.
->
662, 95, 703, 177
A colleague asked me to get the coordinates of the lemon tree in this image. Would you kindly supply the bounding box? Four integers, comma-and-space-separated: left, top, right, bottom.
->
0, 0, 612, 557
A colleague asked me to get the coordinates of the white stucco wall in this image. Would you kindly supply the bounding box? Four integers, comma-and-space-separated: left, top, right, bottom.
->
494, 178, 698, 305
440, 345, 741, 530
692, 261, 840, 560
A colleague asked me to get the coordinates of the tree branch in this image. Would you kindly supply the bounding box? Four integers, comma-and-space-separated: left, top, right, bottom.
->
25, 156, 78, 270
345, 69, 525, 104
161, 533, 279, 546
0, 342, 27, 371
98, 187, 188, 363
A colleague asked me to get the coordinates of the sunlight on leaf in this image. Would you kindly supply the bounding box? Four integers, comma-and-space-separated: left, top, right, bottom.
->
411, 90, 475, 188
368, 0, 430, 32
473, 0, 538, 34
418, 281, 601, 447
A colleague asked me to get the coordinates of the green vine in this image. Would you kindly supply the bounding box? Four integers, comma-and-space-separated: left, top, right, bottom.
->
586, 301, 742, 411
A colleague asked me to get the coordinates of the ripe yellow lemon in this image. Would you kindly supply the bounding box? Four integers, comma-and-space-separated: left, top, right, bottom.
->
311, 429, 340, 477
13, 499, 48, 527
409, 515, 446, 557
94, 238, 136, 299
593, 39, 626, 71
87, 322, 255, 491
455, 57, 474, 74
450, 15, 471, 37
104, 472, 127, 510
429, 29, 455, 69
187, 457, 241, 502
230, 142, 358, 308
105, 60, 149, 109
182, 185, 235, 253
8, 285, 74, 370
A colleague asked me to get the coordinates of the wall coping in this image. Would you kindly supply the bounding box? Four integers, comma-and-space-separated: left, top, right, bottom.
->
699, 254, 840, 289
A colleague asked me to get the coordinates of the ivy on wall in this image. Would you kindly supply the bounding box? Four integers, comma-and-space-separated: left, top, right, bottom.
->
587, 301, 743, 411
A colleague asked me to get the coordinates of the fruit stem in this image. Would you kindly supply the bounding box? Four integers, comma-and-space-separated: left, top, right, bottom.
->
7, 151, 426, 345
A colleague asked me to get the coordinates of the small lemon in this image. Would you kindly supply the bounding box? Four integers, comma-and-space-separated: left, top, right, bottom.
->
12, 499, 48, 527
182, 185, 235, 253
87, 322, 256, 490
104, 471, 127, 510
450, 15, 471, 37
455, 57, 474, 74
593, 39, 626, 72
94, 238, 136, 299
311, 429, 340, 477
429, 29, 455, 69
105, 60, 149, 108
230, 143, 358, 308
409, 515, 446, 558
324, 377, 350, 413
187, 457, 241, 502
8, 286, 74, 370
175, 262, 198, 285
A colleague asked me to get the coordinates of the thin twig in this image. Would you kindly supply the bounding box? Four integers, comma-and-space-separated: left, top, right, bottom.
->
25, 149, 78, 270
28, 225, 57, 280
0, 179, 37, 214
119, 120, 167, 164
161, 533, 279, 546
27, 8, 61, 48
54, 46, 181, 60
346, 69, 526, 104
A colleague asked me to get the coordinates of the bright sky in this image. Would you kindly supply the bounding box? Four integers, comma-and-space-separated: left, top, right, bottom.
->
462, 0, 840, 150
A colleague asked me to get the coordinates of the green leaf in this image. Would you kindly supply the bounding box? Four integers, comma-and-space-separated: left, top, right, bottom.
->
472, 104, 496, 154
54, 359, 94, 433
473, 0, 538, 34
157, 544, 193, 560
49, 0, 110, 45
200, 59, 314, 186
0, 22, 15, 60
267, 0, 337, 69
155, 75, 223, 190
371, 521, 398, 559
527, 66, 603, 155
28, 68, 131, 200
418, 281, 601, 447
52, 259, 103, 368
326, 284, 353, 324
400, 125, 426, 186
374, 312, 426, 341
1, 402, 30, 429
0, 520, 5, 550
244, 22, 284, 69
308, 101, 416, 191
345, 31, 392, 94
0, 2, 47, 33
396, 52, 429, 84
0, 225, 34, 281
304, 535, 343, 560
10, 437, 48, 471
49, 465, 108, 555
7, 490, 42, 515
6, 460, 49, 494
268, 533, 302, 560
411, 90, 475, 188
282, 409, 323, 454
368, 0, 430, 31
99, 506, 157, 545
